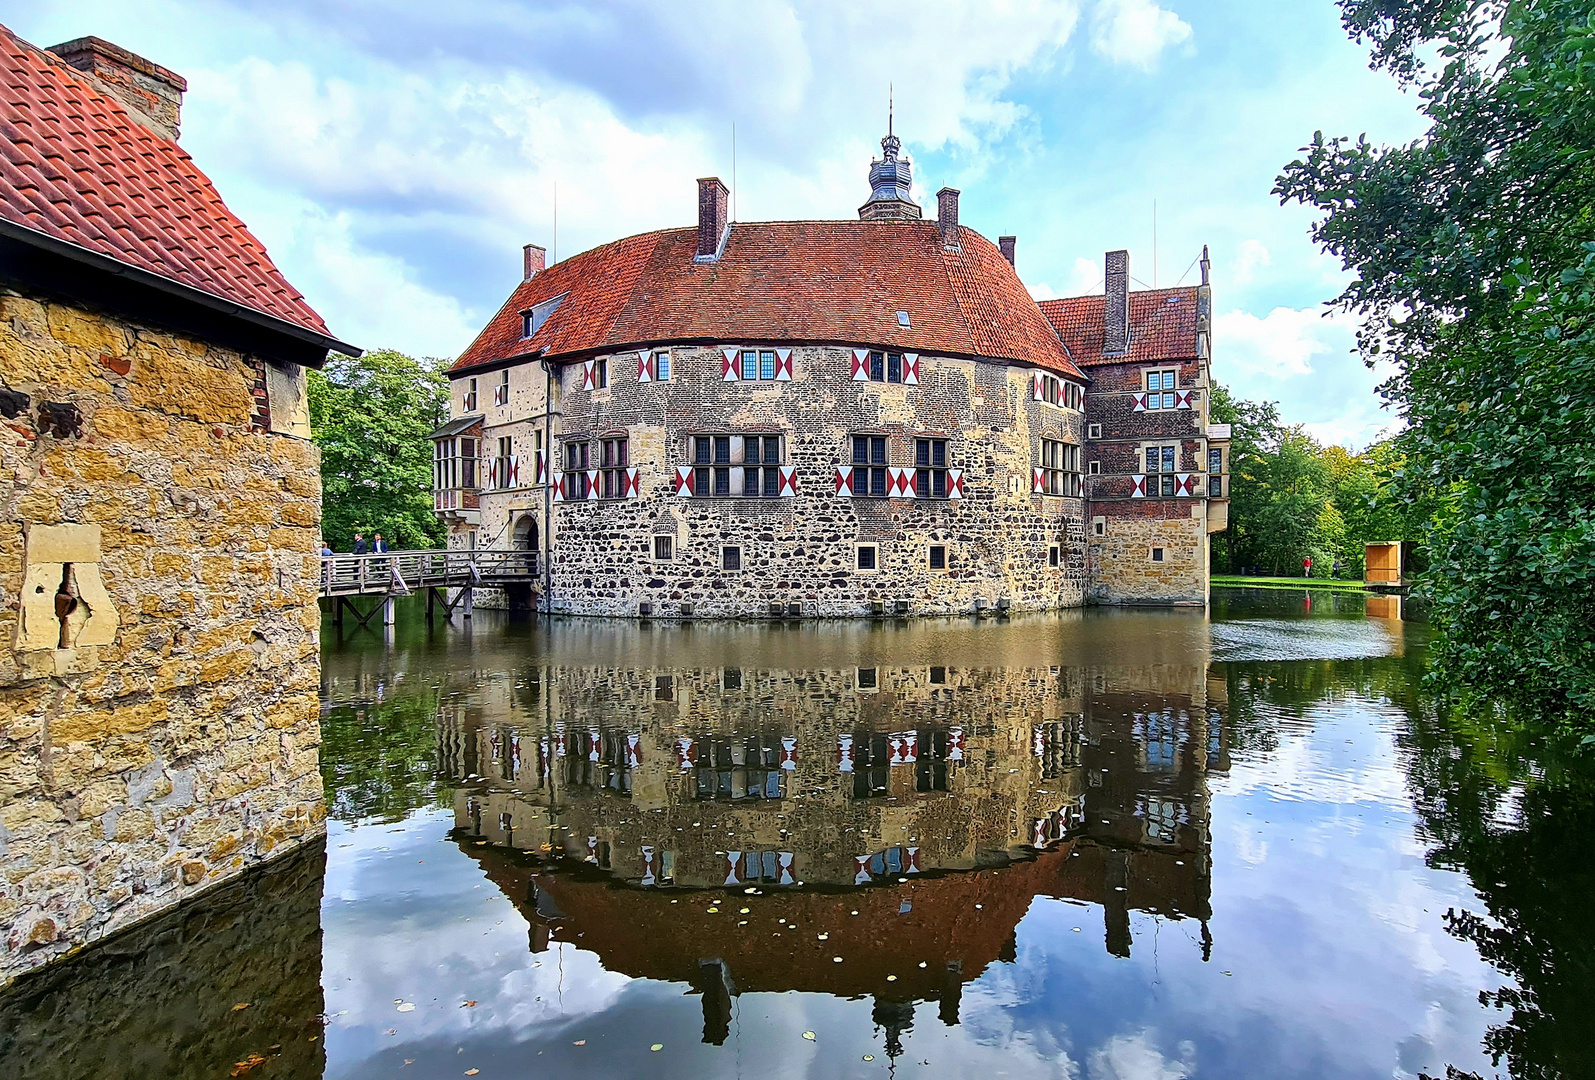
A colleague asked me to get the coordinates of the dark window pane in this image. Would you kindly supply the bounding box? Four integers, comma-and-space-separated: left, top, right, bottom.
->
695, 437, 711, 464
916, 439, 929, 467
1161, 474, 1176, 497
723, 547, 741, 571
715, 436, 731, 464
1146, 447, 1158, 473
871, 468, 887, 496
871, 437, 887, 465
853, 436, 869, 464
934, 471, 946, 498
887, 354, 901, 383
764, 468, 780, 495
1162, 446, 1176, 471
765, 436, 781, 462
695, 468, 709, 496
915, 470, 929, 498
743, 437, 761, 464
933, 441, 946, 467
869, 352, 884, 381
744, 467, 760, 495
858, 546, 875, 570
715, 467, 730, 495
929, 547, 945, 570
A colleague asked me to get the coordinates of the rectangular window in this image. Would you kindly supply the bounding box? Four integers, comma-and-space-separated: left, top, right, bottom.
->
868, 351, 885, 382
1209, 447, 1223, 473
714, 467, 730, 495
563, 440, 589, 495
856, 668, 878, 690
1146, 444, 1179, 497
723, 668, 742, 691
694, 467, 710, 497
1145, 369, 1178, 409
851, 435, 889, 497
856, 544, 878, 571
887, 353, 902, 383
495, 369, 510, 406
521, 312, 534, 338
601, 437, 628, 498
655, 352, 671, 381
1087, 423, 1102, 440
714, 436, 731, 464
759, 350, 776, 380
464, 378, 478, 412
594, 358, 608, 390
691, 429, 780, 496
1040, 439, 1081, 496
741, 350, 758, 381
738, 434, 784, 496
496, 435, 513, 489
928, 544, 947, 571
1093, 518, 1106, 537
929, 666, 946, 684
653, 534, 673, 560
1088, 460, 1101, 475
694, 436, 711, 464
722, 546, 742, 572
915, 438, 948, 498
1048, 544, 1060, 567
1151, 547, 1165, 562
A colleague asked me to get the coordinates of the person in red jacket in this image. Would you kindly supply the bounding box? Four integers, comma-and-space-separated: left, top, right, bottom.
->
1303, 556, 1313, 578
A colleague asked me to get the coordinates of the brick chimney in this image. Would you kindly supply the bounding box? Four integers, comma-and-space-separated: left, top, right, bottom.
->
47, 37, 185, 141
998, 235, 1016, 268
1104, 249, 1130, 356
695, 177, 730, 261
523, 243, 546, 282
937, 187, 960, 249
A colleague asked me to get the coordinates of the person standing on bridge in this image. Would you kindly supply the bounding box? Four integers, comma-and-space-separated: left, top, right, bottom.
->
353, 532, 368, 555
373, 532, 389, 554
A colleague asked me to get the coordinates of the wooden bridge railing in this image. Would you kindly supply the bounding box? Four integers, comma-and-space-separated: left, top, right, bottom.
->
319, 549, 539, 597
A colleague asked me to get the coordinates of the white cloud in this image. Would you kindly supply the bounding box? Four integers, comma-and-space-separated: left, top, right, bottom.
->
1087, 1030, 1195, 1080
1216, 304, 1354, 378
1231, 239, 1272, 287
1089, 0, 1194, 70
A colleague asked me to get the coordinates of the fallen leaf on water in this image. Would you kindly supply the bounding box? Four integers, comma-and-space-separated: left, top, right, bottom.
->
802, 1031, 816, 1041
403, 1061, 414, 1067
863, 1055, 875, 1061
465, 1070, 480, 1076
230, 1054, 268, 1077
396, 1002, 416, 1012
573, 1040, 586, 1046
461, 1001, 478, 1008
232, 1003, 251, 1012
651, 1044, 664, 1051
385, 1029, 397, 1036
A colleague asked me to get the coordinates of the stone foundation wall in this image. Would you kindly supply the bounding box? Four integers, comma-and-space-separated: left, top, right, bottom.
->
541, 344, 1087, 618
1089, 502, 1208, 604
0, 289, 325, 984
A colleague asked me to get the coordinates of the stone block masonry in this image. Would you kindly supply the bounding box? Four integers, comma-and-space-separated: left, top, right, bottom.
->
0, 287, 325, 985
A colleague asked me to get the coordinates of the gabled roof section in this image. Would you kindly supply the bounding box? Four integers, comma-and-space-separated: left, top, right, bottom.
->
452, 220, 1082, 380
1039, 286, 1202, 366
0, 24, 346, 348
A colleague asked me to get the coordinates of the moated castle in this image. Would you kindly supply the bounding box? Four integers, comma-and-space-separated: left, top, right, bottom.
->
432, 126, 1229, 617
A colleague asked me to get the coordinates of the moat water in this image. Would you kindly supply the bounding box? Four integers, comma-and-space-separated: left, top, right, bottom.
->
3, 589, 1591, 1080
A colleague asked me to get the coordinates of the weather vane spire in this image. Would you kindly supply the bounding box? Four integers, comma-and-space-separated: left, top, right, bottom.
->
889, 83, 893, 138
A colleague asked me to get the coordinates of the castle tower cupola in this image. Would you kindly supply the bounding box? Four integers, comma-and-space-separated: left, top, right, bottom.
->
858, 94, 922, 221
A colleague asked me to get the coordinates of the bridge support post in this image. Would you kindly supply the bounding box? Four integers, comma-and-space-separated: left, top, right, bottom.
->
462, 588, 473, 619
383, 596, 396, 626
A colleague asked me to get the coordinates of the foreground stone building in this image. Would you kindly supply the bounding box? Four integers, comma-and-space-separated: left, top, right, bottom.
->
434, 127, 1229, 616
0, 27, 354, 982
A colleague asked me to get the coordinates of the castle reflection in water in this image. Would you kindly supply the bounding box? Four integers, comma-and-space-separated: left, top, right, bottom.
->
424, 615, 1227, 1049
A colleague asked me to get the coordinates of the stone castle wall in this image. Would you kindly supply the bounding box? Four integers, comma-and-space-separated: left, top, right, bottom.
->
0, 289, 325, 984
541, 344, 1087, 618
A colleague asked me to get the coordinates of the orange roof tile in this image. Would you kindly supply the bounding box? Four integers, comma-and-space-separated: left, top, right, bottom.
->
1039, 286, 1202, 366
454, 220, 1082, 380
0, 24, 339, 344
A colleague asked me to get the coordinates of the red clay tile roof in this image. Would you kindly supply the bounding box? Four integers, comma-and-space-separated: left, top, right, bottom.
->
1039, 286, 1201, 366
453, 220, 1083, 380
0, 24, 336, 341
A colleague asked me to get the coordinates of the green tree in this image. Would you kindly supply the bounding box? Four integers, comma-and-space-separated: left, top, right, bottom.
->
309, 349, 449, 552
1275, 0, 1595, 728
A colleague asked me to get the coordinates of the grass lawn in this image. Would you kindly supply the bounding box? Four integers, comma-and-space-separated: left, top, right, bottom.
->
1212, 575, 1373, 593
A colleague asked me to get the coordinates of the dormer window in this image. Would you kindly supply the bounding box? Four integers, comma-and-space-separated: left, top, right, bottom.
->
520, 292, 568, 340
897, 311, 911, 328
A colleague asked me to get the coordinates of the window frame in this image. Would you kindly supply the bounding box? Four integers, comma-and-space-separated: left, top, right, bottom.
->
654, 351, 671, 382
653, 534, 674, 561
928, 544, 947, 571
855, 543, 880, 572
600, 436, 629, 498
721, 545, 743, 572
1144, 443, 1180, 497
1144, 368, 1180, 410
914, 437, 949, 499
1048, 544, 1060, 567
850, 434, 890, 498
1039, 438, 1082, 497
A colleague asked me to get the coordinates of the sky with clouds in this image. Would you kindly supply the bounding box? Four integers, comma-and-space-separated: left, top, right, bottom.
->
12, 0, 1428, 447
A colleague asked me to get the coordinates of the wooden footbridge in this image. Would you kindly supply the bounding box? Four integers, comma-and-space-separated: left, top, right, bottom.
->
320, 549, 539, 628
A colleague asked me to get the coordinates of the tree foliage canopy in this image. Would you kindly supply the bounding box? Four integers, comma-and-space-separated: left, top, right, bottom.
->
308, 349, 448, 552
1275, 0, 1595, 730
